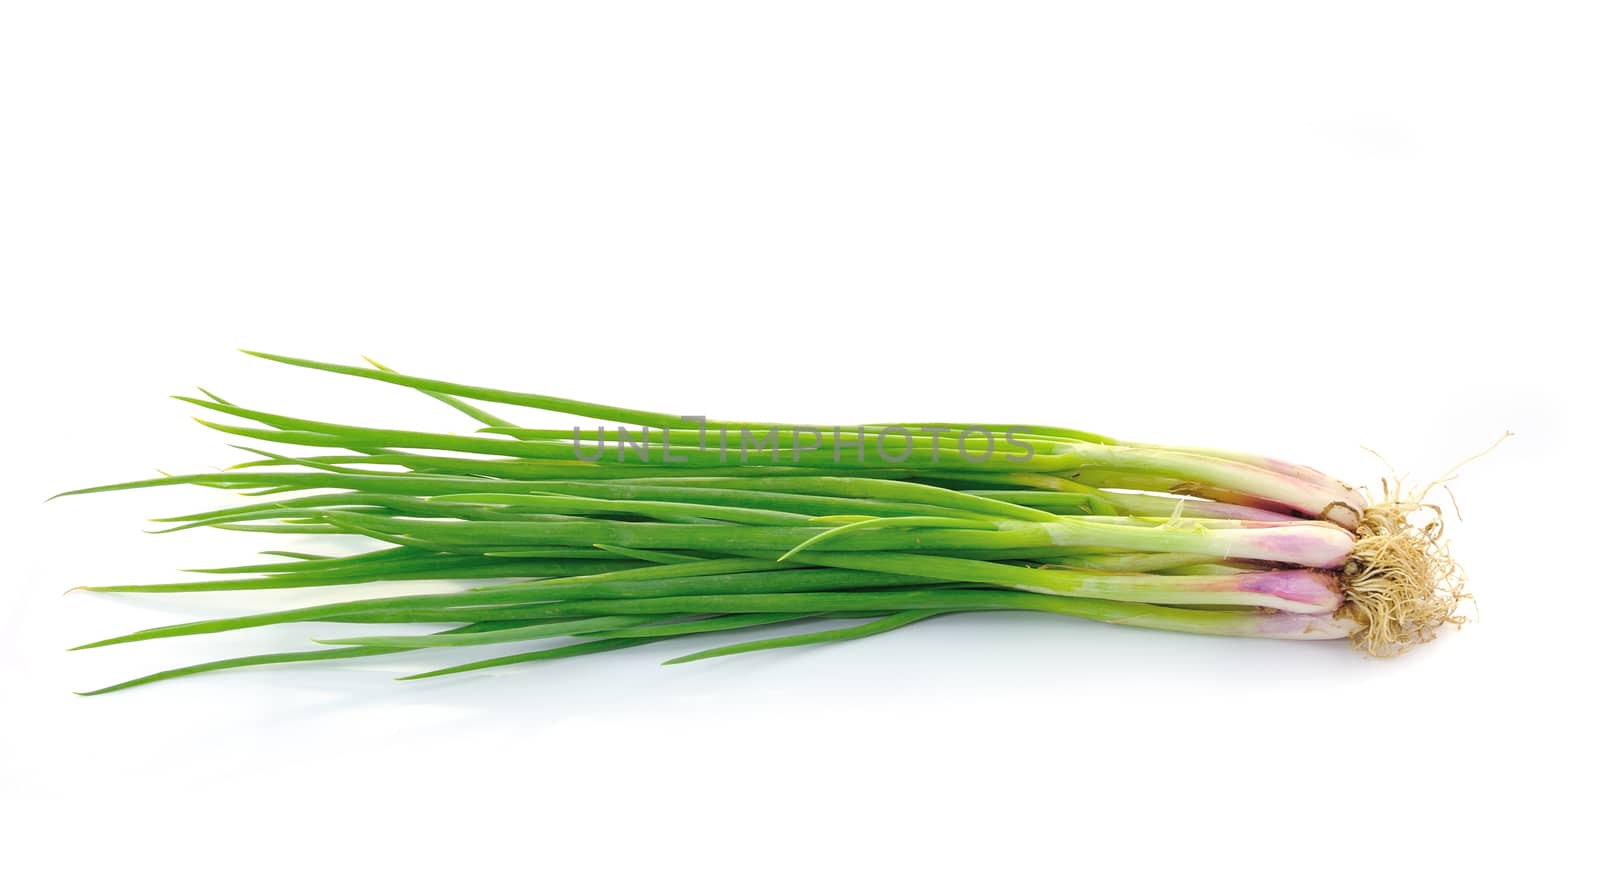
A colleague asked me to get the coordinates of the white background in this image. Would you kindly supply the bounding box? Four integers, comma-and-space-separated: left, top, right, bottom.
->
2, 2, 1594, 876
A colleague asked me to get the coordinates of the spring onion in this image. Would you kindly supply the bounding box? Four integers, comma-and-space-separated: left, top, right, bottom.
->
61, 352, 1478, 694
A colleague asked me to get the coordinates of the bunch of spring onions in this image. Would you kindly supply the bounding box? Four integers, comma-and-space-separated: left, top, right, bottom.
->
61, 352, 1470, 694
